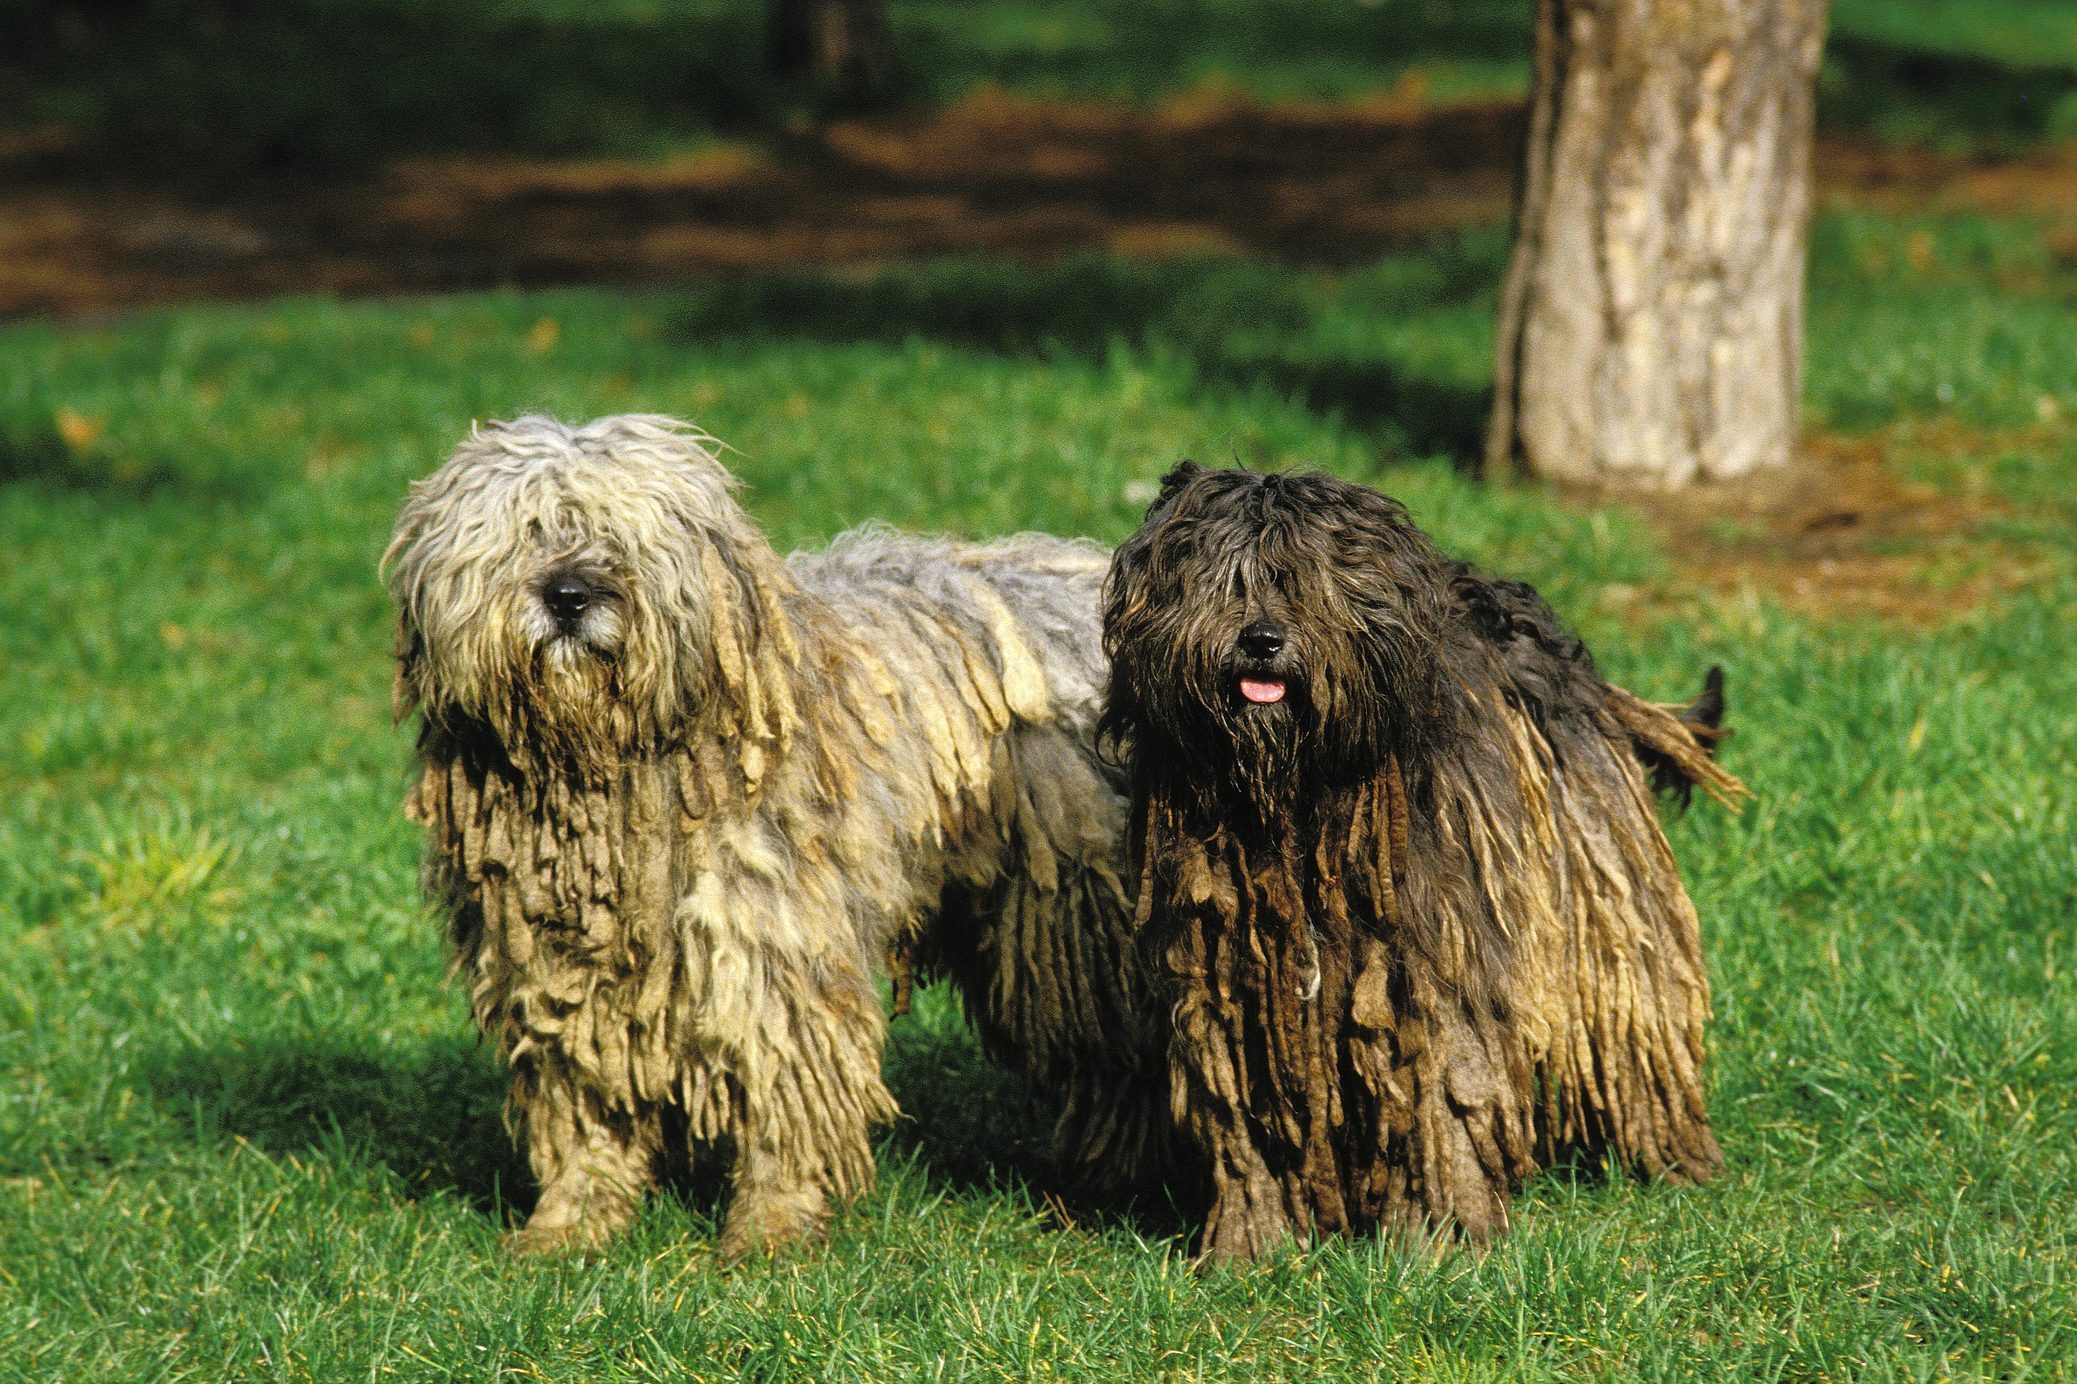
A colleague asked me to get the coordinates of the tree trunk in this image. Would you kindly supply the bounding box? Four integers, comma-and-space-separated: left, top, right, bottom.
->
768, 0, 895, 98
1487, 0, 1829, 488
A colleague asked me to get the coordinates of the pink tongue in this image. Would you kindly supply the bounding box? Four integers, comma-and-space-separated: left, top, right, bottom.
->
1239, 677, 1287, 705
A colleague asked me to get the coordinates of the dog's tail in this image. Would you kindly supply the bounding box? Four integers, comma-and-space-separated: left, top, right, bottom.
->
1607, 665, 1747, 812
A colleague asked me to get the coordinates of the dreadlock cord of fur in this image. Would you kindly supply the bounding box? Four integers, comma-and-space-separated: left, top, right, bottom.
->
1102, 462, 1742, 1266
390, 415, 1164, 1258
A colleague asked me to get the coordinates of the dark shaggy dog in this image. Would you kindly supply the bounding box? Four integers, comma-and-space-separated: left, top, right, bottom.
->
1101, 463, 1744, 1264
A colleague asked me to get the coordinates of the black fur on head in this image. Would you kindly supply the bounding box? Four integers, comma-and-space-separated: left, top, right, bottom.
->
1101, 462, 1465, 804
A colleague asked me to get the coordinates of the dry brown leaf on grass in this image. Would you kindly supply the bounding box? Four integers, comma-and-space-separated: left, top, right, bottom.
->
54, 407, 105, 453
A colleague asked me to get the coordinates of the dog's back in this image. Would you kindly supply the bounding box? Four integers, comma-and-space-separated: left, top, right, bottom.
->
791, 528, 1113, 732
791, 526, 1172, 1188
1432, 566, 1744, 1188
1450, 567, 1740, 808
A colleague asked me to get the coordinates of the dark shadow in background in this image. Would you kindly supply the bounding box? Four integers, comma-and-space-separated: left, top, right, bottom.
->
0, 416, 181, 495
1823, 33, 2077, 151
0, 0, 1534, 170
8, 1, 2074, 172
2, 0, 774, 171
898, 0, 1532, 106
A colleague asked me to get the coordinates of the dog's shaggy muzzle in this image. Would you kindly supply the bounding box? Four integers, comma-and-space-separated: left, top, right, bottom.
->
1231, 622, 1292, 706
540, 569, 598, 628
1102, 459, 1745, 1265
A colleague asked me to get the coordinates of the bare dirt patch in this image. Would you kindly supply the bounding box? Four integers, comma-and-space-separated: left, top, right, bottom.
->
9, 87, 2077, 319
1592, 421, 2068, 627
1819, 138, 2077, 223
0, 88, 1523, 318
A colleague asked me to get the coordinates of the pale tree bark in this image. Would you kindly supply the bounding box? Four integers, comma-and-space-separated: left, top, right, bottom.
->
1487, 0, 1829, 487
769, 0, 895, 98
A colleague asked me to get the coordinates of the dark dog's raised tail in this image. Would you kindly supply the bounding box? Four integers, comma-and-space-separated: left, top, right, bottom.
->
1610, 665, 1748, 811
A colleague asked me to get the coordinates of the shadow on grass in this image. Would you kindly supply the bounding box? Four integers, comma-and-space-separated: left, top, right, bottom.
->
3, 0, 1537, 170
0, 418, 181, 496
884, 1000, 1196, 1243
140, 1033, 531, 1215
1229, 353, 1491, 464
11, 0, 2073, 177
670, 254, 1500, 464
899, 0, 1530, 104
3, 0, 775, 170
882, 1012, 1054, 1196
132, 991, 1189, 1240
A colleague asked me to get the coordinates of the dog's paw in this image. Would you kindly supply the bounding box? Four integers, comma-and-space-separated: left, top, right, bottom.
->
501, 1217, 618, 1259
719, 1189, 830, 1263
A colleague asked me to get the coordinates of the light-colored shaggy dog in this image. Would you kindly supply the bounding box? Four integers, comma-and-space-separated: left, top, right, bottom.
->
386, 415, 1160, 1258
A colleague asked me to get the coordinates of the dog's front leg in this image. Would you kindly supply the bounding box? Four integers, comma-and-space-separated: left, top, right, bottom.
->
1194, 1115, 1298, 1265
715, 964, 896, 1262
1170, 998, 1299, 1266
719, 1102, 837, 1262
504, 1055, 662, 1256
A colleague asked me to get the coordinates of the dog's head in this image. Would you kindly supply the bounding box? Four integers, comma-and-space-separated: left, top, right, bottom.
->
386, 414, 792, 768
1101, 462, 1462, 795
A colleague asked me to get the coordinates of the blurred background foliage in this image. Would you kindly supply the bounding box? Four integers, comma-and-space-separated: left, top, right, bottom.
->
4, 0, 2076, 167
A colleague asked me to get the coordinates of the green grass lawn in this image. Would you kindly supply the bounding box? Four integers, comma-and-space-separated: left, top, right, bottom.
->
2, 205, 2074, 1378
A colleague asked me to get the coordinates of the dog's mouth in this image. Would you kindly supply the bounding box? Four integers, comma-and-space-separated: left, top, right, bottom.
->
1238, 675, 1287, 706
537, 612, 608, 657
1232, 658, 1295, 708
531, 595, 623, 668
546, 621, 602, 648
1230, 620, 1294, 710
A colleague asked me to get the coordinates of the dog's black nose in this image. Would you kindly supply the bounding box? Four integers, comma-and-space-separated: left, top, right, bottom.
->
1238, 621, 1285, 660
543, 574, 593, 624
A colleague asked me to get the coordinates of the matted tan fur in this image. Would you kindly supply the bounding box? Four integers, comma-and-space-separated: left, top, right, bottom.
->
386, 415, 1160, 1258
